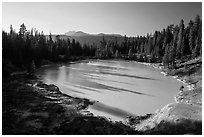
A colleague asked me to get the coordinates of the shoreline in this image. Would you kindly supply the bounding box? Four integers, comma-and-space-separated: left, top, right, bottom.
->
40, 57, 201, 111
3, 74, 140, 134
128, 58, 202, 133
136, 61, 196, 91
2, 58, 202, 134
39, 58, 200, 118
37, 59, 177, 120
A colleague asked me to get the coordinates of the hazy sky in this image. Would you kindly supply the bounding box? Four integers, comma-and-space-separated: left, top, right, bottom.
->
2, 2, 202, 36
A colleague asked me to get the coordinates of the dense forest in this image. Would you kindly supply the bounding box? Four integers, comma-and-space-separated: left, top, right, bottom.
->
2, 15, 202, 72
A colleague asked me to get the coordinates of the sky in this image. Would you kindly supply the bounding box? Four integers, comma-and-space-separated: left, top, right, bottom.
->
2, 2, 202, 37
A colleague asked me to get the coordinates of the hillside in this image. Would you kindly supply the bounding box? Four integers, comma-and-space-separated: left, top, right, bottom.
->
46, 31, 124, 46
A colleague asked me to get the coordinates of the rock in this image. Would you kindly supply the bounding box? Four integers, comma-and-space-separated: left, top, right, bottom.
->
37, 82, 49, 89
48, 84, 61, 94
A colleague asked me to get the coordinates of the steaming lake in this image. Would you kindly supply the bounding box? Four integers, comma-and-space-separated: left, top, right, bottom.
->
36, 60, 183, 121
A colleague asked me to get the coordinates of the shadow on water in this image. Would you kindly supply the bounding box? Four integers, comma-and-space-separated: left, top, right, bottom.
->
97, 60, 120, 64
83, 73, 134, 86
107, 85, 154, 97
71, 84, 101, 93
90, 102, 137, 119
95, 65, 127, 71
63, 87, 87, 95
39, 64, 154, 97
100, 71, 156, 80
87, 61, 127, 71
67, 79, 154, 97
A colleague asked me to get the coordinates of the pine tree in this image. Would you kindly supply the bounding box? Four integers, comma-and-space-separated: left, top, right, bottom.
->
122, 35, 128, 54
176, 19, 185, 59
187, 20, 194, 54
163, 26, 172, 54
163, 43, 170, 67
168, 41, 176, 65
189, 25, 195, 53
147, 36, 153, 55
95, 36, 107, 58
128, 48, 132, 58
115, 50, 119, 58
10, 25, 13, 36
189, 15, 202, 58
19, 23, 27, 37
155, 31, 164, 58
182, 25, 191, 56
28, 60, 36, 76
197, 17, 202, 57
192, 37, 201, 58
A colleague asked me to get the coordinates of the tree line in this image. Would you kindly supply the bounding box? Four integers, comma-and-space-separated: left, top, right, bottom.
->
95, 15, 202, 67
2, 15, 202, 70
2, 24, 96, 68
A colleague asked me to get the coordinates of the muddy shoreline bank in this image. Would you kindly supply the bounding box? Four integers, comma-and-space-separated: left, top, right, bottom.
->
127, 57, 202, 134
2, 57, 202, 134
2, 74, 141, 135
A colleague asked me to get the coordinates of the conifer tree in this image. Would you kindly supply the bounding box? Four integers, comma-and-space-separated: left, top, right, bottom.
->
192, 37, 201, 58
162, 43, 170, 67
168, 41, 176, 65
115, 50, 119, 58
128, 48, 132, 58
28, 60, 36, 76
19, 23, 27, 36
176, 19, 185, 59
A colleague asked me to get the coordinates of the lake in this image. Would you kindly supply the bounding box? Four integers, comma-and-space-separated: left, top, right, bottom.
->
36, 60, 183, 121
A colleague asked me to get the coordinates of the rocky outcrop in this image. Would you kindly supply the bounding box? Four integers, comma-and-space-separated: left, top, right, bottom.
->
135, 103, 201, 130
175, 87, 202, 106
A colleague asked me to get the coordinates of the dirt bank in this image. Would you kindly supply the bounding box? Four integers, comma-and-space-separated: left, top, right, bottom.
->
2, 74, 140, 135
2, 57, 202, 134
125, 57, 202, 134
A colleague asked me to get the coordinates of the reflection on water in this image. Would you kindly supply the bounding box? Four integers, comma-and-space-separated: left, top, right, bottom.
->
36, 60, 183, 121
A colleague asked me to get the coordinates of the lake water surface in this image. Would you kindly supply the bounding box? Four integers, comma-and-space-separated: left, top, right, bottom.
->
36, 60, 183, 121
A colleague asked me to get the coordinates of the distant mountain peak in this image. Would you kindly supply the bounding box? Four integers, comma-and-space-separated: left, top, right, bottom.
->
97, 33, 105, 36
65, 31, 123, 37
65, 31, 90, 36
95, 32, 123, 37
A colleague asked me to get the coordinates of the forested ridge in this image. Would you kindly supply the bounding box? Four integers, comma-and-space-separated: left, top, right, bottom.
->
2, 15, 202, 70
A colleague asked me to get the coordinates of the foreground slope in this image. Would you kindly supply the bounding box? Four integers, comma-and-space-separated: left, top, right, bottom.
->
127, 57, 202, 134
